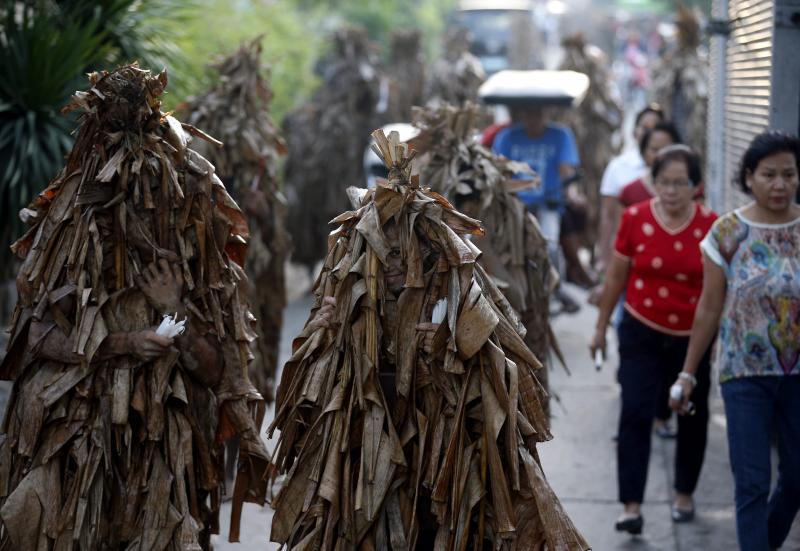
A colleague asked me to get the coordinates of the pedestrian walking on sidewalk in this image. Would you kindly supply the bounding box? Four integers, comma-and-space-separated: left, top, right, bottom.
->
595, 104, 664, 276
617, 122, 703, 440
590, 145, 717, 535
618, 121, 683, 208
672, 131, 800, 551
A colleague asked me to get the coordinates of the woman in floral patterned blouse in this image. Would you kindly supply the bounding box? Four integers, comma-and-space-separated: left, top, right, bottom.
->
673, 131, 800, 551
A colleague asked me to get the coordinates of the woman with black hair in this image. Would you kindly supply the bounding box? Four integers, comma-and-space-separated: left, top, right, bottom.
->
590, 145, 717, 534
596, 104, 665, 273
614, 121, 686, 440
618, 121, 684, 207
672, 131, 800, 551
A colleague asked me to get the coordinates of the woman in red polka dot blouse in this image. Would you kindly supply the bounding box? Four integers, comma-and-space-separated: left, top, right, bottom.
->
589, 145, 717, 535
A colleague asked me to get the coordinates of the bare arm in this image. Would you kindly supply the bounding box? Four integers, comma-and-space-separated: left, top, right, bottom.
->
671, 254, 726, 409
589, 253, 630, 358
596, 196, 622, 271
137, 259, 222, 387
31, 296, 171, 364
32, 323, 131, 364
173, 313, 222, 388
559, 163, 577, 181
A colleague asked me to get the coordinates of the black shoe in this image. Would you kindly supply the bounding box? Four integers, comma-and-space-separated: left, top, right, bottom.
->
615, 514, 644, 535
671, 505, 695, 523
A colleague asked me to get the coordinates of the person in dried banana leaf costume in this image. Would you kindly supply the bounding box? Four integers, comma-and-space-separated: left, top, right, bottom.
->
284, 26, 381, 269
650, 6, 708, 160
181, 37, 288, 403
558, 34, 623, 247
382, 29, 427, 123
412, 103, 561, 408
425, 28, 486, 108
269, 130, 589, 550
0, 65, 270, 550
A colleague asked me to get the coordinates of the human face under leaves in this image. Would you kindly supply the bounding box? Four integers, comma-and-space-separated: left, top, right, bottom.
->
383, 221, 407, 295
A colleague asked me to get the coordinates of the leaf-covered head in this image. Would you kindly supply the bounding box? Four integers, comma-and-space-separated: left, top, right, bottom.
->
325, 129, 483, 299
676, 6, 701, 50
64, 64, 168, 131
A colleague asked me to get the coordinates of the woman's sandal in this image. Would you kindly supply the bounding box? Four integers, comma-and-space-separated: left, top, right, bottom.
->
615, 514, 644, 535
671, 505, 695, 523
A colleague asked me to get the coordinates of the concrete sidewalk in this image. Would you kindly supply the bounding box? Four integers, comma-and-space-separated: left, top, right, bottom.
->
540, 285, 800, 551
213, 288, 800, 550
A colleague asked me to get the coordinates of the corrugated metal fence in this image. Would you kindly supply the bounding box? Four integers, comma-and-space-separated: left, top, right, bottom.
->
709, 0, 800, 214
720, 0, 773, 212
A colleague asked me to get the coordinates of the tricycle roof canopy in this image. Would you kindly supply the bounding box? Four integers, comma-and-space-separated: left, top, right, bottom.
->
479, 70, 590, 107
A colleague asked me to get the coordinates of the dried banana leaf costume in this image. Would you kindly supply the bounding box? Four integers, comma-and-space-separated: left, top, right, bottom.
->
182, 38, 289, 403
269, 131, 588, 550
558, 35, 623, 243
383, 30, 427, 123
284, 26, 381, 268
0, 66, 269, 549
650, 7, 708, 160
425, 28, 486, 108
413, 104, 559, 395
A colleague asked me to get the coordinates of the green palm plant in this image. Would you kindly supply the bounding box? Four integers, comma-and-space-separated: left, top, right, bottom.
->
0, 0, 189, 279
0, 3, 105, 258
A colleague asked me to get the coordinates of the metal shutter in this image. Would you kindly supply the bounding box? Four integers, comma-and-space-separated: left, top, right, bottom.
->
722, 0, 774, 212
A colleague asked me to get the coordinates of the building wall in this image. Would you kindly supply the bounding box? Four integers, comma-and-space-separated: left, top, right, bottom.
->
721, 0, 773, 212
710, 0, 800, 214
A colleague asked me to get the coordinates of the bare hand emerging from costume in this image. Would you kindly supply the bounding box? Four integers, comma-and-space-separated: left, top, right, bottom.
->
127, 329, 174, 361
416, 323, 440, 355
308, 297, 337, 332
137, 259, 184, 313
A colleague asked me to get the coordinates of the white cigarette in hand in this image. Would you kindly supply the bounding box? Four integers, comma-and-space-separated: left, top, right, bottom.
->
594, 349, 603, 371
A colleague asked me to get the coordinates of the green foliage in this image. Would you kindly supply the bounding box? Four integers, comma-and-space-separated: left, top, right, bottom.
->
164, 0, 321, 121
167, 0, 457, 120
307, 0, 457, 59
59, 0, 195, 91
0, 0, 457, 268
0, 2, 103, 255
0, 0, 189, 272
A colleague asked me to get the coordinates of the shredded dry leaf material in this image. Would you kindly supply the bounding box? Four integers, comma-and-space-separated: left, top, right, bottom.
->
558, 34, 623, 241
181, 37, 289, 403
425, 28, 486, 108
650, 7, 708, 160
0, 65, 270, 549
284, 26, 381, 268
269, 129, 589, 550
382, 29, 427, 124
412, 103, 560, 376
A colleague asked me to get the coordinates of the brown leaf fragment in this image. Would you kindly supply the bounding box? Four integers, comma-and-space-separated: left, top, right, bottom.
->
455, 283, 498, 359
96, 148, 126, 183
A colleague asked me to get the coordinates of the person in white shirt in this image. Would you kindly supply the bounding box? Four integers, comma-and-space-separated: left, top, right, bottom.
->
596, 104, 665, 272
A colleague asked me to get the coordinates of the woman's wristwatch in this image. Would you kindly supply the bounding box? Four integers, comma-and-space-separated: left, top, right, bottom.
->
678, 372, 697, 387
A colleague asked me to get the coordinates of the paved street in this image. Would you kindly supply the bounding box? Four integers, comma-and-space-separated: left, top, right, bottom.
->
214, 285, 800, 550
541, 286, 800, 551
0, 285, 796, 550
0, 283, 788, 550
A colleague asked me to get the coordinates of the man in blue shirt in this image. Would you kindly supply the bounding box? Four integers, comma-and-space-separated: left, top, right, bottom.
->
493, 105, 582, 312
493, 106, 580, 212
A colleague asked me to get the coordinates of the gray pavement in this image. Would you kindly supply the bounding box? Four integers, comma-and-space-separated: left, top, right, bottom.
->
1, 284, 796, 549
217, 287, 800, 550
541, 285, 800, 551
